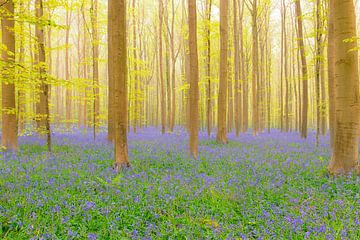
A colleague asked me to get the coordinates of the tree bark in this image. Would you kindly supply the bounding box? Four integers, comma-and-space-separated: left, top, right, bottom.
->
109, 0, 130, 169
327, 0, 335, 148
65, 7, 72, 130
328, 0, 360, 175
91, 0, 100, 139
216, 0, 228, 143
1, 0, 18, 151
188, 0, 199, 158
205, 0, 212, 137
35, 0, 51, 151
233, 0, 240, 136
251, 0, 259, 136
159, 0, 166, 134
295, 0, 308, 139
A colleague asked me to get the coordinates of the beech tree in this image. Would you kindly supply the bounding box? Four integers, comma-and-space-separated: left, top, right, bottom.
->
188, 0, 199, 158
295, 0, 308, 139
109, 0, 130, 169
327, 0, 360, 175
216, 0, 228, 144
1, 0, 18, 151
35, 0, 51, 151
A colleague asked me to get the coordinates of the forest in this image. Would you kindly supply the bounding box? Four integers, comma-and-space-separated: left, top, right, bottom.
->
0, 0, 359, 238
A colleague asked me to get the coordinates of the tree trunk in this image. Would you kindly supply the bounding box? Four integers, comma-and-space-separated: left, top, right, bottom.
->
233, 0, 240, 136
109, 0, 130, 169
205, 0, 212, 137
1, 0, 18, 151
251, 0, 259, 136
216, 0, 228, 143
91, 0, 100, 139
328, 0, 360, 175
314, 0, 322, 145
239, 1, 247, 132
18, 0, 26, 134
65, 8, 72, 130
170, 0, 176, 132
188, 0, 199, 158
159, 0, 166, 134
295, 0, 308, 139
327, 0, 335, 148
35, 0, 51, 151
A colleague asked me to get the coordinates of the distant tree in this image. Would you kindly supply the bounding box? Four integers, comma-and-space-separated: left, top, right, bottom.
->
109, 0, 130, 169
247, 0, 259, 136
216, 0, 228, 144
1, 0, 18, 151
65, 4, 72, 130
159, 0, 166, 134
90, 0, 99, 139
205, 0, 212, 138
328, 0, 360, 175
294, 0, 308, 139
233, 0, 240, 137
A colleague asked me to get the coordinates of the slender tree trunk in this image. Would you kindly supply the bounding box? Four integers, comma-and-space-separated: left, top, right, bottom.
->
1, 0, 18, 151
328, 0, 360, 175
233, 0, 240, 136
65, 7, 72, 130
205, 0, 212, 137
109, 0, 130, 169
283, 1, 289, 132
132, 0, 138, 133
280, 1, 284, 132
18, 0, 26, 134
251, 0, 259, 136
170, 0, 176, 132
35, 0, 51, 151
159, 0, 166, 134
239, 1, 247, 132
91, 0, 99, 139
216, 0, 228, 143
295, 0, 308, 139
320, 42, 326, 136
314, 0, 322, 145
227, 47, 233, 133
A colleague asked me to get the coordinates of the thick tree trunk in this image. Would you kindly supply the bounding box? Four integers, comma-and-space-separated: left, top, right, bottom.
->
188, 0, 199, 158
328, 0, 360, 175
216, 0, 228, 143
109, 0, 130, 169
327, 0, 335, 148
1, 0, 18, 151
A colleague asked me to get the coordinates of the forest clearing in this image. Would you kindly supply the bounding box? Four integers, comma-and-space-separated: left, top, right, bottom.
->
1, 129, 359, 239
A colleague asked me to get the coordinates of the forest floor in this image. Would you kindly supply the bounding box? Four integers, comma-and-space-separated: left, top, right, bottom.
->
0, 128, 359, 239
